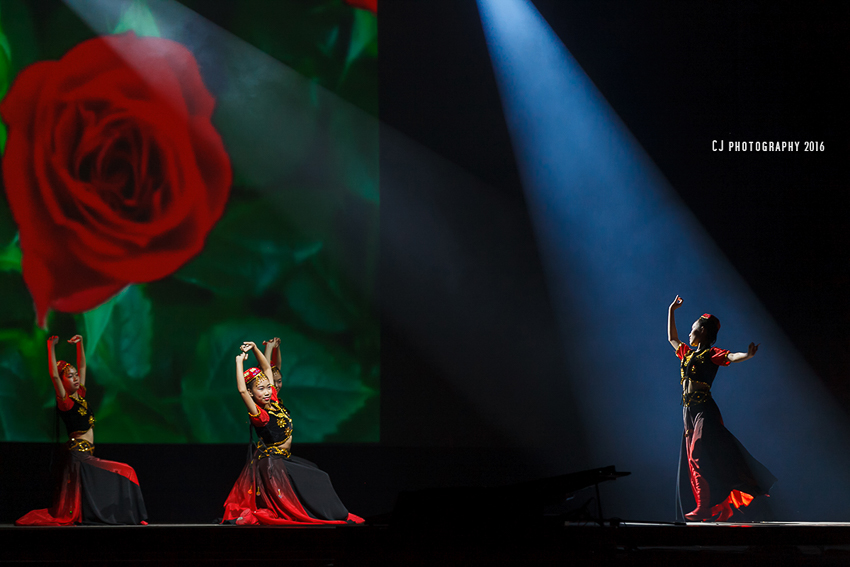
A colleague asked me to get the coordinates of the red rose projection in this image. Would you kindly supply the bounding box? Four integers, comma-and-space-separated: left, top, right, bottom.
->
0, 32, 231, 325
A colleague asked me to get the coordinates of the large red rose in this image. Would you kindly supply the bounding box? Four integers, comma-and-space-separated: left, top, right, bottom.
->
0, 32, 231, 326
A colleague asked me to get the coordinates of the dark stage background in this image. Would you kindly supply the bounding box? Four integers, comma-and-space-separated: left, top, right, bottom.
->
2, 0, 848, 524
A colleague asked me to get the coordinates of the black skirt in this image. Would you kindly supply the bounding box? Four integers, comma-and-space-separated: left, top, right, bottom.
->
678, 397, 776, 518
16, 443, 148, 525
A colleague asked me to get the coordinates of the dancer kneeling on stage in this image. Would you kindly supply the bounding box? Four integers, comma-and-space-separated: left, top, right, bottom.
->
668, 296, 776, 522
16, 335, 148, 526
222, 341, 363, 525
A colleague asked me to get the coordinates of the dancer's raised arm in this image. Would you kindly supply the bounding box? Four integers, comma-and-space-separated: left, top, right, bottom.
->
727, 342, 759, 363
47, 336, 65, 399
263, 337, 283, 393
263, 337, 281, 372
235, 350, 259, 416
243, 341, 273, 381
68, 335, 86, 388
668, 295, 684, 351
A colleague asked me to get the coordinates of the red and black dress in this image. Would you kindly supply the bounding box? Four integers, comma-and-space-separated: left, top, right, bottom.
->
222, 392, 363, 525
676, 344, 776, 520
15, 387, 148, 525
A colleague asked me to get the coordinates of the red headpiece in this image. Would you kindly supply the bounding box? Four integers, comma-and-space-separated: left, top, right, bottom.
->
57, 360, 71, 376
243, 367, 268, 385
700, 313, 721, 329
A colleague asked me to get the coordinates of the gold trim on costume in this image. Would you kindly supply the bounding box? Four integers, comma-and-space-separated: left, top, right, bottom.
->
680, 348, 714, 385
682, 390, 712, 407
68, 438, 95, 454
257, 439, 292, 459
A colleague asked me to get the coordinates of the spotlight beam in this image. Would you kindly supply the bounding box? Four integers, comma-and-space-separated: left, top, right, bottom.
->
478, 0, 850, 520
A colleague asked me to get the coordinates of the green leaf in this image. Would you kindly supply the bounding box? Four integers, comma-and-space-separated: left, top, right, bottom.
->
284, 362, 373, 442
113, 0, 161, 37
286, 270, 350, 333
0, 1, 13, 153
83, 291, 120, 354
318, 25, 340, 57
294, 241, 324, 264
2, 0, 38, 77
0, 343, 54, 441
326, 95, 379, 204
84, 285, 153, 386
0, 270, 35, 326
0, 2, 13, 101
175, 200, 313, 297
214, 75, 320, 187
0, 236, 21, 272
95, 392, 187, 443
345, 9, 377, 73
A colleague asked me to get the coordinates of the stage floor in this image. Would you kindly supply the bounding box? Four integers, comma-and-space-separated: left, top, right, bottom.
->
3, 521, 850, 566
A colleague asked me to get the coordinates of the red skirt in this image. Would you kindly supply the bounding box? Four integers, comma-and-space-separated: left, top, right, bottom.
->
16, 440, 148, 526
222, 451, 364, 525
678, 397, 776, 519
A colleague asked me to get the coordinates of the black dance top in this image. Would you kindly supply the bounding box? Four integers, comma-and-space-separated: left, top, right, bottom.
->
676, 344, 730, 388
56, 387, 96, 437
249, 401, 293, 446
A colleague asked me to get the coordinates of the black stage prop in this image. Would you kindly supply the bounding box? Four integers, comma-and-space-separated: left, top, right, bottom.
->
392, 465, 630, 529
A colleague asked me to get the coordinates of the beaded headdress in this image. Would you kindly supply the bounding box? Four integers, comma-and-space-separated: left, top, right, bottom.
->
243, 366, 268, 385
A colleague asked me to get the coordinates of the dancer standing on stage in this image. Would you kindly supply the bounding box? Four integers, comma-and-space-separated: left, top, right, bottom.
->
222, 341, 363, 525
16, 335, 148, 525
668, 296, 776, 522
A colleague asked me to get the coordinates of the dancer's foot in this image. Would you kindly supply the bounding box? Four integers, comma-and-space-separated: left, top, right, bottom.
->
714, 502, 733, 522
684, 508, 717, 522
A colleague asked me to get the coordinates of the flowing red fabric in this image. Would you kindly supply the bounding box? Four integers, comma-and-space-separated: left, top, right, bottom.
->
686, 419, 756, 518
222, 455, 361, 525
16, 456, 81, 526
90, 456, 140, 484
15, 451, 140, 526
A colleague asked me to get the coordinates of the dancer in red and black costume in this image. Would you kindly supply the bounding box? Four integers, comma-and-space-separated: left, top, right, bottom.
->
222, 341, 363, 525
668, 296, 776, 522
16, 335, 147, 525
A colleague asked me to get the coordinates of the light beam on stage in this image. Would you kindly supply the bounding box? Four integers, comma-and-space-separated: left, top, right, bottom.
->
478, 0, 850, 520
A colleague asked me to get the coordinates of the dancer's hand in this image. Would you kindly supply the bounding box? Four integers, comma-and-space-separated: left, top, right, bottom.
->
263, 337, 281, 348
242, 341, 257, 351
240, 343, 252, 353
236, 351, 249, 362
728, 343, 761, 363
68, 335, 83, 344
48, 335, 59, 346
669, 295, 683, 311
